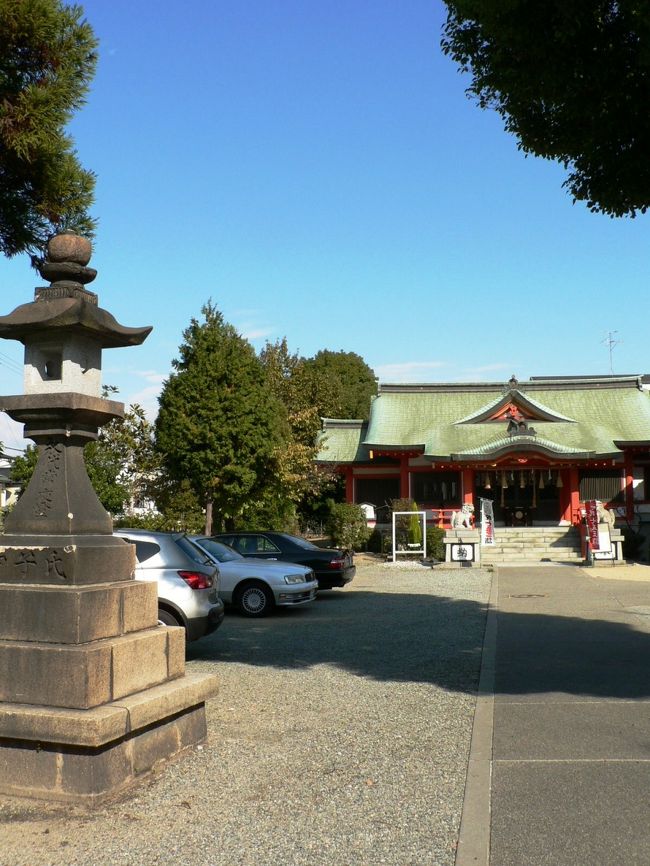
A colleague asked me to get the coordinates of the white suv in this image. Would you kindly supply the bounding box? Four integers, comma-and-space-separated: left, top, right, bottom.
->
115, 529, 225, 641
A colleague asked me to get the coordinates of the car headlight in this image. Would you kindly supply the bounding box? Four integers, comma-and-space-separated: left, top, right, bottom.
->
284, 574, 306, 584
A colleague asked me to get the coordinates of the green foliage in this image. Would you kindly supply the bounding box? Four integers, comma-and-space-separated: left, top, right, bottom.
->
367, 528, 391, 554
84, 438, 129, 515
9, 444, 38, 487
148, 479, 205, 533
260, 340, 376, 531
442, 2, 650, 216
302, 349, 377, 420
326, 501, 371, 551
390, 497, 425, 549
408, 502, 423, 545
0, 0, 98, 256
426, 526, 445, 562
156, 303, 288, 533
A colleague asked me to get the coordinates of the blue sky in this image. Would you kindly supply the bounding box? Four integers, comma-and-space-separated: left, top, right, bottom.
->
1, 0, 649, 449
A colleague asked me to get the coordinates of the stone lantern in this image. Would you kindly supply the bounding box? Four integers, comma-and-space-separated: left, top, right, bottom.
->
0, 235, 218, 803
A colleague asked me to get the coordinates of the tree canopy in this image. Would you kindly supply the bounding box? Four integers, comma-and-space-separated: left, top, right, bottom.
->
441, 1, 650, 216
301, 350, 377, 421
156, 303, 287, 534
0, 0, 97, 257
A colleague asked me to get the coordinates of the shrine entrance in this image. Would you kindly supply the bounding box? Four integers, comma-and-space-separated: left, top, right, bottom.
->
474, 469, 561, 525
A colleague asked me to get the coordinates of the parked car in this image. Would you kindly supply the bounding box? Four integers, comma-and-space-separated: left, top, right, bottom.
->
206, 531, 355, 590
115, 529, 225, 641
192, 536, 318, 617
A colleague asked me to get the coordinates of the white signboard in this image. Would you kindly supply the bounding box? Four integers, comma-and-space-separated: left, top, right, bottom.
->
451, 543, 475, 562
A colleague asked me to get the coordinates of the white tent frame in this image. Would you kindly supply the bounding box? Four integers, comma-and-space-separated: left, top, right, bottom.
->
391, 511, 427, 563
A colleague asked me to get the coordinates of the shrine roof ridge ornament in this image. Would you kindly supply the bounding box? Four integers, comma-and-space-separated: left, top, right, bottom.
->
454, 389, 576, 425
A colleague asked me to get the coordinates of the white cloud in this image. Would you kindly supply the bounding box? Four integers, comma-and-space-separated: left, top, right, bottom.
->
136, 370, 166, 385
0, 414, 29, 453
375, 361, 448, 382
241, 327, 274, 341
464, 363, 511, 375
125, 370, 167, 419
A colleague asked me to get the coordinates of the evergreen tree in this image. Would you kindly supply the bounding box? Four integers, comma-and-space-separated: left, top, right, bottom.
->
156, 303, 287, 534
0, 0, 97, 257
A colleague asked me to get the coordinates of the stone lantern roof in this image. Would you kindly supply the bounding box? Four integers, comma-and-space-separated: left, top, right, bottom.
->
0, 233, 151, 349
0, 234, 151, 399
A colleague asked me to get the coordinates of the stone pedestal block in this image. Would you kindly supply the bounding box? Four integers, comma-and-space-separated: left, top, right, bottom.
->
0, 627, 186, 709
0, 534, 136, 584
0, 580, 157, 643
0, 672, 217, 803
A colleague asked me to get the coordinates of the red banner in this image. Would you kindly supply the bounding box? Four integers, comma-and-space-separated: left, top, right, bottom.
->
585, 500, 600, 551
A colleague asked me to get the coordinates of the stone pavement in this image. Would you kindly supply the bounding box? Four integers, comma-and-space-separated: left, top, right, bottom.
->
456, 562, 650, 866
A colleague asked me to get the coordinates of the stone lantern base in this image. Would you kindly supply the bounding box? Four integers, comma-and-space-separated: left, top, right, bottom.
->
0, 569, 218, 804
0, 237, 218, 803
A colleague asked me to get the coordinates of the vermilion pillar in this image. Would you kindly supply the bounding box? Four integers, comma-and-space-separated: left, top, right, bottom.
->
625, 452, 635, 522
559, 468, 575, 523
345, 466, 354, 503
462, 469, 474, 506
569, 467, 580, 524
400, 455, 410, 498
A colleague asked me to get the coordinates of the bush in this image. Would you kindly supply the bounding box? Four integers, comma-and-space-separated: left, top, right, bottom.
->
426, 526, 445, 561
326, 502, 371, 550
390, 498, 425, 549
367, 528, 391, 554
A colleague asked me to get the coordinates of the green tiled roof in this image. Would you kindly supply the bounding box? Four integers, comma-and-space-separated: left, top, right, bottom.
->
317, 419, 369, 463
317, 376, 650, 463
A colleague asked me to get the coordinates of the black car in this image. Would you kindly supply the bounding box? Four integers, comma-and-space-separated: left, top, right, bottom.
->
208, 531, 355, 590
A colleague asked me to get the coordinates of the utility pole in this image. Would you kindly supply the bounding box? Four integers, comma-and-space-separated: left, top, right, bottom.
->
603, 331, 622, 374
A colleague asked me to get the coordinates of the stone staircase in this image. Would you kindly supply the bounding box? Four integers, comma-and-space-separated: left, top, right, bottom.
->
479, 526, 583, 565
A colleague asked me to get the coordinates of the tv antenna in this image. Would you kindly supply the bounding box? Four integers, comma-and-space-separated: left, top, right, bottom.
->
602, 331, 622, 374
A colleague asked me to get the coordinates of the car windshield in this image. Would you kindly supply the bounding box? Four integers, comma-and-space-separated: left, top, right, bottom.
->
174, 535, 214, 566
195, 538, 242, 563
280, 534, 320, 550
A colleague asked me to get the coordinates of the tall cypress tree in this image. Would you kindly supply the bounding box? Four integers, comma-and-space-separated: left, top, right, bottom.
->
156, 303, 288, 534
0, 0, 98, 257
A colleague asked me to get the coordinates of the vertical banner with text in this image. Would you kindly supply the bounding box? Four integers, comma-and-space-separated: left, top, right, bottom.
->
480, 498, 495, 546
584, 499, 600, 551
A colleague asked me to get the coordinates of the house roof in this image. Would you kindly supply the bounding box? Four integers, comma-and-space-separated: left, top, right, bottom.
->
317, 375, 650, 464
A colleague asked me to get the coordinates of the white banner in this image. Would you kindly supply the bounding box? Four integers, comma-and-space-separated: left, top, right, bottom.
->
480, 498, 495, 545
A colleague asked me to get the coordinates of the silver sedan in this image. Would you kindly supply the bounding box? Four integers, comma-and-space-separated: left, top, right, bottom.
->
192, 536, 318, 617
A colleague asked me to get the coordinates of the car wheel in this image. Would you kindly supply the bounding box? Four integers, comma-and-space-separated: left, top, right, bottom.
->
235, 581, 274, 617
158, 608, 182, 628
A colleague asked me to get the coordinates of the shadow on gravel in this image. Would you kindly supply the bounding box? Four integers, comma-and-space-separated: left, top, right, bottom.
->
188, 589, 487, 693
188, 582, 650, 699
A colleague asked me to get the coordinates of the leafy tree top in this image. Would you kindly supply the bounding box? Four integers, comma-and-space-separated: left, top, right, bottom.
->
156, 302, 288, 526
0, 0, 97, 257
303, 350, 377, 421
442, 1, 650, 216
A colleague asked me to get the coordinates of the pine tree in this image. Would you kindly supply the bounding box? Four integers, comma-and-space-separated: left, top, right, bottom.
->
0, 0, 98, 257
156, 303, 288, 534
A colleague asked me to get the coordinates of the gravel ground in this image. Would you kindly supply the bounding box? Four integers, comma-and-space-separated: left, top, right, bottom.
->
0, 562, 491, 866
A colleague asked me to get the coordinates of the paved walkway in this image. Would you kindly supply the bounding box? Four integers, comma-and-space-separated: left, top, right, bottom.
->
457, 563, 650, 866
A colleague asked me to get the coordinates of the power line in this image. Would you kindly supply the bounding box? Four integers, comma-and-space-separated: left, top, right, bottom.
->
0, 351, 23, 376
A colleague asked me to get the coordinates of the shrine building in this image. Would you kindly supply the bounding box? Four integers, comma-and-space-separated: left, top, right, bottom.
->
317, 375, 650, 529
